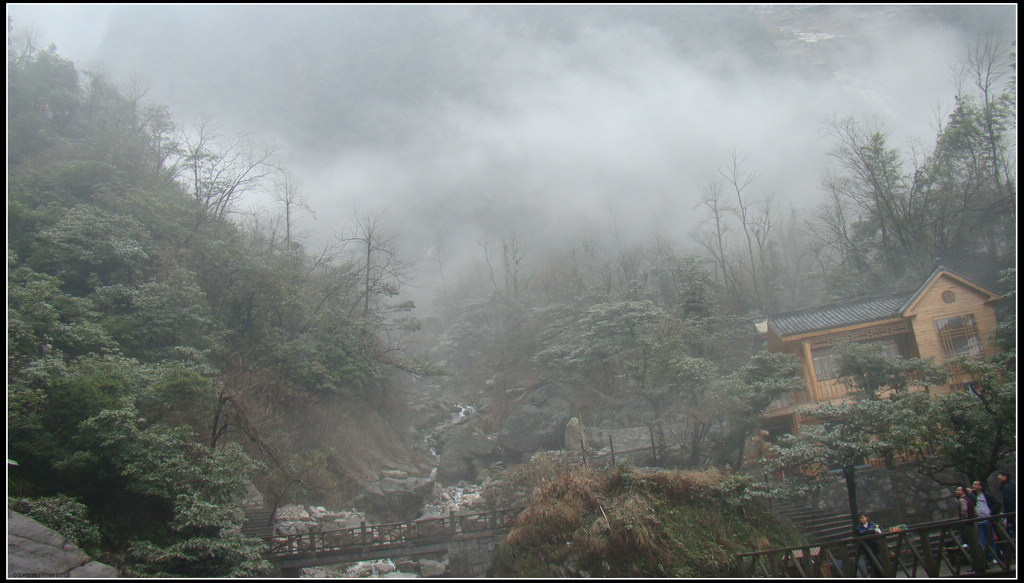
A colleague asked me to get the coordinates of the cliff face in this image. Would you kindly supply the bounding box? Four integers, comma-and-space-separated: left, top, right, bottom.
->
7, 510, 119, 578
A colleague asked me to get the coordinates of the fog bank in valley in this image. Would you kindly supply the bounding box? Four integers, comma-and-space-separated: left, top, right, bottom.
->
8, 4, 1015, 307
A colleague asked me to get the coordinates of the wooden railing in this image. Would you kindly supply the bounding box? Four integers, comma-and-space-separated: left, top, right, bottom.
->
264, 507, 524, 560
734, 513, 1015, 578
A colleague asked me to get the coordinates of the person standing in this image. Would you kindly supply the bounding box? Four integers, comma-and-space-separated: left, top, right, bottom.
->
997, 470, 1015, 537
856, 514, 883, 577
956, 486, 977, 520
971, 480, 1000, 563
955, 486, 976, 550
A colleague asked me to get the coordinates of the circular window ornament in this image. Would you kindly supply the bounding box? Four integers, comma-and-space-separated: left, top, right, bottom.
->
941, 291, 955, 303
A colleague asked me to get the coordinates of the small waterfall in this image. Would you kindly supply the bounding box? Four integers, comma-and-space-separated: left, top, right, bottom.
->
423, 403, 476, 486
450, 403, 475, 424
424, 434, 440, 480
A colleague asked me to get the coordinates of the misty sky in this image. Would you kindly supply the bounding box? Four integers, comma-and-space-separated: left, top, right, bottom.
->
7, 4, 1016, 301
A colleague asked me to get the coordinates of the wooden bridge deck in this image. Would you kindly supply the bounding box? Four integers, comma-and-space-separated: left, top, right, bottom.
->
263, 507, 524, 570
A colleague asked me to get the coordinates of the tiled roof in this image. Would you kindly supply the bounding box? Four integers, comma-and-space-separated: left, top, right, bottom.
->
768, 291, 913, 338
766, 267, 1003, 339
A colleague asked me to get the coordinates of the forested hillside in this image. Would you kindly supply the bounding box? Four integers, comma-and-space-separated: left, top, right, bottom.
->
7, 36, 431, 576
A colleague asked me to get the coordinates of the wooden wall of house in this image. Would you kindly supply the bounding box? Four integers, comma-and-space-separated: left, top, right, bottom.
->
905, 274, 1000, 393
765, 331, 817, 405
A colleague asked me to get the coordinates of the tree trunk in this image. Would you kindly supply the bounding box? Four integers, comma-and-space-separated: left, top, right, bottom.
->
734, 423, 752, 469
690, 425, 702, 468
843, 465, 860, 535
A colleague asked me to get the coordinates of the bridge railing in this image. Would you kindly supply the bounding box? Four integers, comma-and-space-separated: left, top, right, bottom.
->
264, 507, 525, 559
733, 512, 1015, 578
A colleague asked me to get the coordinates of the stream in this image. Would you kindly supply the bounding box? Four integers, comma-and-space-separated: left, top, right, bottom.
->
277, 403, 485, 578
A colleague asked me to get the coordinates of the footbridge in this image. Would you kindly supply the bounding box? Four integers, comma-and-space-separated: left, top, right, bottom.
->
262, 507, 524, 576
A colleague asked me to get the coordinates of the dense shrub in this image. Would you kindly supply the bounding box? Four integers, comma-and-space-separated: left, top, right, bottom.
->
9, 495, 102, 552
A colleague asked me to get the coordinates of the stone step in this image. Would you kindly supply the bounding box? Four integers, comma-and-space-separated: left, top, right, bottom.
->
812, 524, 857, 542
772, 503, 842, 516
774, 508, 839, 522
777, 512, 833, 524
799, 515, 853, 529
780, 515, 850, 532
242, 507, 277, 538
773, 504, 853, 544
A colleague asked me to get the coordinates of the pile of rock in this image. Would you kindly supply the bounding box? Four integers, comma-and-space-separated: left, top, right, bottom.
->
416, 481, 487, 520
301, 557, 448, 578
274, 504, 366, 536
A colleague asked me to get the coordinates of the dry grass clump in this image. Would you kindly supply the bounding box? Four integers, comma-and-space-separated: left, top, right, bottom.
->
504, 466, 602, 549
496, 465, 802, 577
481, 450, 579, 509
572, 491, 666, 576
644, 466, 739, 499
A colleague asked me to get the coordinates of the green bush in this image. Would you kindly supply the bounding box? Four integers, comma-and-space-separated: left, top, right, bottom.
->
9, 495, 102, 552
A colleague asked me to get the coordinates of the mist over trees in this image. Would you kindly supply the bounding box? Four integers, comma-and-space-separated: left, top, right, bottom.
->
6, 7, 1016, 576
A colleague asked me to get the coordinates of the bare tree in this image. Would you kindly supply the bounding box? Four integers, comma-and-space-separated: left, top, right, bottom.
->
237, 204, 285, 256
118, 78, 182, 180
822, 116, 926, 281
481, 233, 530, 305
807, 176, 870, 279
340, 209, 410, 316
503, 233, 530, 304
429, 231, 449, 302
964, 35, 1016, 199
180, 117, 279, 231
7, 22, 43, 66
719, 150, 765, 311
694, 178, 740, 306
273, 172, 314, 253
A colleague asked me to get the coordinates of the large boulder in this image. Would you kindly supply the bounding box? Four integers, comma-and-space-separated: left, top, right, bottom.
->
7, 510, 118, 578
497, 382, 573, 460
436, 423, 498, 485
418, 558, 448, 577
357, 477, 435, 522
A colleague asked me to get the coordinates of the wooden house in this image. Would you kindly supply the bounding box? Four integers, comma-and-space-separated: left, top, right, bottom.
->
759, 267, 1003, 441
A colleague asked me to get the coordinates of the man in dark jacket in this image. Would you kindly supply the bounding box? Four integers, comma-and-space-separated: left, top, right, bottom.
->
856, 514, 884, 577
997, 470, 1015, 536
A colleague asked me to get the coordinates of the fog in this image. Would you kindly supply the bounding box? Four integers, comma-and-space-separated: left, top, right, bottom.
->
7, 4, 1016, 307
